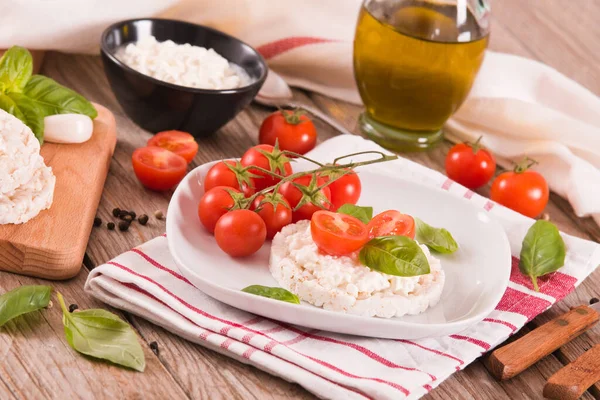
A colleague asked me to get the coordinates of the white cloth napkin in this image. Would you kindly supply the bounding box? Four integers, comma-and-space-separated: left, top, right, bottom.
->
86, 136, 600, 400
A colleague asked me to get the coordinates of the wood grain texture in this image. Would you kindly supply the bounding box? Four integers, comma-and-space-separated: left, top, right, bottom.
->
544, 344, 600, 400
0, 104, 116, 280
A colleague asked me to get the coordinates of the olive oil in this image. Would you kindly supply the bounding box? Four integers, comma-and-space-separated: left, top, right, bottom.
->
354, 0, 488, 133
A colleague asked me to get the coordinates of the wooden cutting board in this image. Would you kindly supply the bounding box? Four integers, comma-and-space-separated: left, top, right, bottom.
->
0, 104, 117, 279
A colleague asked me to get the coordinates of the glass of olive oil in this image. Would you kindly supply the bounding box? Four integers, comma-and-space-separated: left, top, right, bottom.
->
354, 0, 490, 151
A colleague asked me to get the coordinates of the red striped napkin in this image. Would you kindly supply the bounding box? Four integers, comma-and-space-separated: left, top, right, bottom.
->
85, 136, 600, 400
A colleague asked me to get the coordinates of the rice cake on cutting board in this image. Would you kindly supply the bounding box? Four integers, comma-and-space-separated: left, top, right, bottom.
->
0, 104, 116, 279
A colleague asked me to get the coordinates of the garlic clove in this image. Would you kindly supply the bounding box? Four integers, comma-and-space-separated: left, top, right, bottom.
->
44, 114, 93, 144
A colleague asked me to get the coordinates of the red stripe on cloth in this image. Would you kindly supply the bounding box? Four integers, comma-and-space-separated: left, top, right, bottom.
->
243, 317, 263, 326
262, 326, 286, 335
424, 384, 433, 391
281, 323, 436, 381
483, 318, 517, 332
464, 190, 474, 199
441, 179, 453, 190
397, 339, 464, 367
509, 256, 577, 299
494, 286, 552, 321
221, 326, 233, 335
221, 339, 234, 349
108, 262, 399, 397
484, 201, 495, 211
200, 331, 213, 341
242, 348, 256, 359
257, 37, 337, 59
130, 248, 191, 285
449, 335, 490, 350
264, 340, 278, 353
282, 332, 311, 346
242, 333, 255, 344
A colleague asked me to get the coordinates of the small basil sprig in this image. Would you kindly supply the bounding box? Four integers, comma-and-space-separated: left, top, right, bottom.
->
0, 285, 52, 327
359, 236, 430, 277
415, 218, 458, 254
242, 285, 300, 304
57, 292, 146, 371
519, 220, 566, 291
337, 204, 373, 224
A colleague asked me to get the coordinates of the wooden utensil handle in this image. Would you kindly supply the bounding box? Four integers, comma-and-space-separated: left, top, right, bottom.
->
488, 306, 599, 380
543, 344, 600, 400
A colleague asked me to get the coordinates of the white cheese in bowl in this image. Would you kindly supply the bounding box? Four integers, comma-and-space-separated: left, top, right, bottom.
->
116, 35, 251, 90
269, 220, 445, 318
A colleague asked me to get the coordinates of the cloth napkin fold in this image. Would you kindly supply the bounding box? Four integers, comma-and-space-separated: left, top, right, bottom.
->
86, 136, 600, 400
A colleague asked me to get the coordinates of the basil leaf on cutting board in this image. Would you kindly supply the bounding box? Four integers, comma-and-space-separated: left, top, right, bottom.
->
24, 75, 97, 119
7, 92, 45, 142
359, 236, 430, 277
0, 285, 52, 327
337, 204, 373, 224
519, 220, 566, 292
57, 292, 146, 372
415, 218, 459, 254
242, 285, 300, 304
0, 46, 32, 93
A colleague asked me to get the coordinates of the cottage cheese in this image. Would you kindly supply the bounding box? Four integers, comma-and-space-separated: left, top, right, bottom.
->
269, 220, 445, 318
116, 35, 251, 90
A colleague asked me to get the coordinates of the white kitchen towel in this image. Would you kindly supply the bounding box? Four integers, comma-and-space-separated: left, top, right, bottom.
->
86, 136, 600, 400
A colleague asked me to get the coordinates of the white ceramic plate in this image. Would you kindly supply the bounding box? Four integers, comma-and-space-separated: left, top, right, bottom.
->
167, 160, 511, 339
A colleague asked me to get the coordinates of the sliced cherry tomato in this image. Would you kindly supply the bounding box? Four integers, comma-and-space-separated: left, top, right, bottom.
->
278, 174, 331, 222
322, 169, 362, 211
197, 186, 242, 233
251, 194, 292, 240
147, 130, 199, 163
310, 211, 368, 256
204, 160, 255, 197
131, 147, 187, 191
215, 209, 267, 257
367, 210, 416, 239
445, 137, 496, 190
241, 144, 293, 191
490, 164, 549, 218
259, 109, 317, 155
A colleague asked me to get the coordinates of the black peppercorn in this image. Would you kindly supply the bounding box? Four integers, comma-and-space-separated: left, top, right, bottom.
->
112, 208, 121, 217
69, 304, 79, 313
93, 217, 102, 227
118, 221, 130, 231
123, 214, 133, 222
590, 297, 599, 305
107, 222, 115, 230
149, 341, 159, 356
138, 214, 149, 225
129, 211, 137, 219
154, 210, 164, 220
119, 210, 130, 219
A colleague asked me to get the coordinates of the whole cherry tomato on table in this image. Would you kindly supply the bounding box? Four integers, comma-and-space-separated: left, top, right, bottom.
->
241, 144, 293, 191
197, 186, 244, 233
367, 210, 415, 239
215, 210, 267, 257
131, 147, 187, 191
251, 193, 293, 240
204, 160, 255, 197
321, 169, 362, 211
490, 160, 549, 218
147, 130, 198, 163
445, 137, 496, 190
259, 109, 317, 155
278, 174, 332, 222
311, 211, 369, 256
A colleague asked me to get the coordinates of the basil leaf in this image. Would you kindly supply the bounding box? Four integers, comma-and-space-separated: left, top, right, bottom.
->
0, 46, 33, 93
7, 93, 45, 143
337, 204, 373, 224
57, 292, 145, 372
242, 285, 300, 304
519, 220, 566, 292
415, 218, 458, 254
23, 75, 97, 119
359, 236, 430, 277
0, 285, 52, 327
0, 93, 25, 120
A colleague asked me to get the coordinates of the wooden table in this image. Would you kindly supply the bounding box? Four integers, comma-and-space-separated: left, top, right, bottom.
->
1, 1, 599, 399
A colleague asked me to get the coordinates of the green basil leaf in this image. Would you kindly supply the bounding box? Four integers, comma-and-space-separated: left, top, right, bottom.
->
337, 204, 373, 224
0, 46, 33, 93
57, 292, 145, 372
0, 93, 25, 120
359, 236, 430, 277
0, 285, 52, 327
415, 218, 458, 254
23, 75, 97, 119
242, 285, 300, 304
519, 220, 566, 292
7, 93, 45, 143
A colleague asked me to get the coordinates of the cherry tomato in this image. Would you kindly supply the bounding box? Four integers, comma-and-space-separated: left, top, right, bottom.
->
241, 144, 293, 191
147, 130, 198, 163
310, 211, 369, 256
491, 169, 549, 218
367, 210, 416, 239
204, 160, 255, 197
278, 174, 332, 222
251, 194, 292, 240
259, 109, 317, 155
197, 186, 241, 233
131, 147, 187, 191
445, 138, 496, 190
215, 210, 267, 257
323, 170, 362, 211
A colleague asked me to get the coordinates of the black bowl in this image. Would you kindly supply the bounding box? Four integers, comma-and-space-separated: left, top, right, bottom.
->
100, 18, 267, 137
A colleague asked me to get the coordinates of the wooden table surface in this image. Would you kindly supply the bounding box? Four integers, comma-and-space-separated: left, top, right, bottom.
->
1, 1, 599, 399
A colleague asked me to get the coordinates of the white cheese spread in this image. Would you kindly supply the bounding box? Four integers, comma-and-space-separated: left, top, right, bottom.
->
269, 220, 445, 318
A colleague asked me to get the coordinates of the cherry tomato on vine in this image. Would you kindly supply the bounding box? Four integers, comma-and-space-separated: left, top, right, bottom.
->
311, 211, 369, 256
204, 160, 255, 197
445, 137, 496, 190
241, 144, 293, 191
259, 109, 317, 155
215, 210, 267, 257
367, 210, 415, 239
198, 186, 243, 233
322, 169, 362, 211
490, 160, 549, 218
278, 174, 331, 222
132, 147, 187, 191
147, 130, 198, 163
251, 194, 293, 239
